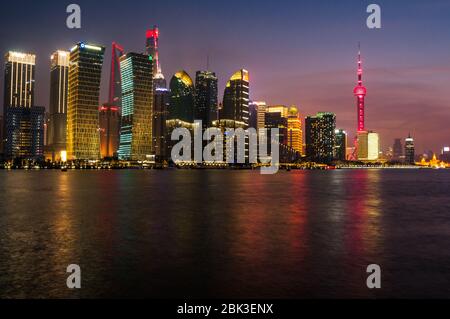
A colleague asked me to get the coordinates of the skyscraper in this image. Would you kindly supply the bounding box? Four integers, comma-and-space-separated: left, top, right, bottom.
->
99, 105, 120, 159
354, 44, 367, 133
146, 26, 168, 162
266, 105, 289, 145
153, 87, 169, 162
48, 50, 69, 160
334, 129, 347, 161
99, 42, 124, 159
287, 106, 303, 156
195, 71, 218, 129
248, 101, 258, 130
305, 112, 336, 163
405, 134, 415, 164
67, 42, 105, 160
146, 26, 161, 78
393, 138, 403, 161
168, 71, 195, 123
3, 51, 44, 160
3, 51, 35, 109
220, 69, 250, 128
357, 131, 380, 161
108, 42, 125, 108
118, 52, 153, 161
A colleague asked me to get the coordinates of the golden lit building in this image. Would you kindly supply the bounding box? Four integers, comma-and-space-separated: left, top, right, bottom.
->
287, 106, 303, 155
357, 131, 379, 161
67, 43, 105, 160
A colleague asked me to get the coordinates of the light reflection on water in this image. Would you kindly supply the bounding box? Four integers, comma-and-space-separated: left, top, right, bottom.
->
0, 169, 449, 298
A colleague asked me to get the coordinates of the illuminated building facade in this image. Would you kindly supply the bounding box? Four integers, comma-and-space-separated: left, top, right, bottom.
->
67, 43, 105, 160
3, 51, 35, 109
99, 104, 120, 159
5, 106, 45, 160
305, 112, 336, 163
266, 105, 289, 145
169, 71, 194, 123
405, 134, 415, 164
367, 132, 380, 160
220, 69, 250, 128
153, 87, 169, 162
3, 51, 44, 160
334, 129, 347, 161
287, 106, 303, 155
195, 71, 218, 129
167, 71, 195, 159
357, 131, 379, 161
118, 52, 153, 161
48, 50, 69, 160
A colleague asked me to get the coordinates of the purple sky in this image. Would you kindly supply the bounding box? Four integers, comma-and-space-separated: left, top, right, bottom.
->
1, 0, 449, 153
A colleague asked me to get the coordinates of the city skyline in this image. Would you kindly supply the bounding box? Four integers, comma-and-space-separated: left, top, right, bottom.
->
1, 0, 450, 153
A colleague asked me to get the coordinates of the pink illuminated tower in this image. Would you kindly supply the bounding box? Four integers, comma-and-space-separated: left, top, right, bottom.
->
353, 43, 367, 133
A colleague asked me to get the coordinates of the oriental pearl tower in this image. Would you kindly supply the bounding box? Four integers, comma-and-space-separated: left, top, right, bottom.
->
354, 43, 367, 133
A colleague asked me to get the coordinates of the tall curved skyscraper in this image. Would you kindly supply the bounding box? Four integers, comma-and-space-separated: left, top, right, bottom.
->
168, 71, 194, 123
220, 69, 249, 129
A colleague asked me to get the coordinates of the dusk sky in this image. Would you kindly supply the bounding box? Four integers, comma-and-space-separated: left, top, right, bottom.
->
1, 0, 450, 153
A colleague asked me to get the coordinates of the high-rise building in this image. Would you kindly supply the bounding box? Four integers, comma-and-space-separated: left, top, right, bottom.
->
118, 52, 153, 161
334, 129, 347, 161
195, 71, 218, 129
153, 87, 169, 162
169, 71, 195, 123
5, 106, 45, 160
220, 69, 250, 128
48, 50, 69, 160
358, 131, 379, 161
249, 101, 258, 130
393, 138, 403, 161
67, 42, 105, 160
99, 43, 124, 160
367, 132, 380, 160
146, 26, 161, 78
3, 51, 44, 160
305, 112, 336, 163
266, 105, 289, 145
440, 147, 450, 162
405, 134, 415, 164
3, 52, 35, 109
250, 101, 266, 131
287, 106, 303, 156
99, 104, 121, 159
354, 44, 367, 133
108, 42, 125, 108
146, 26, 168, 162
